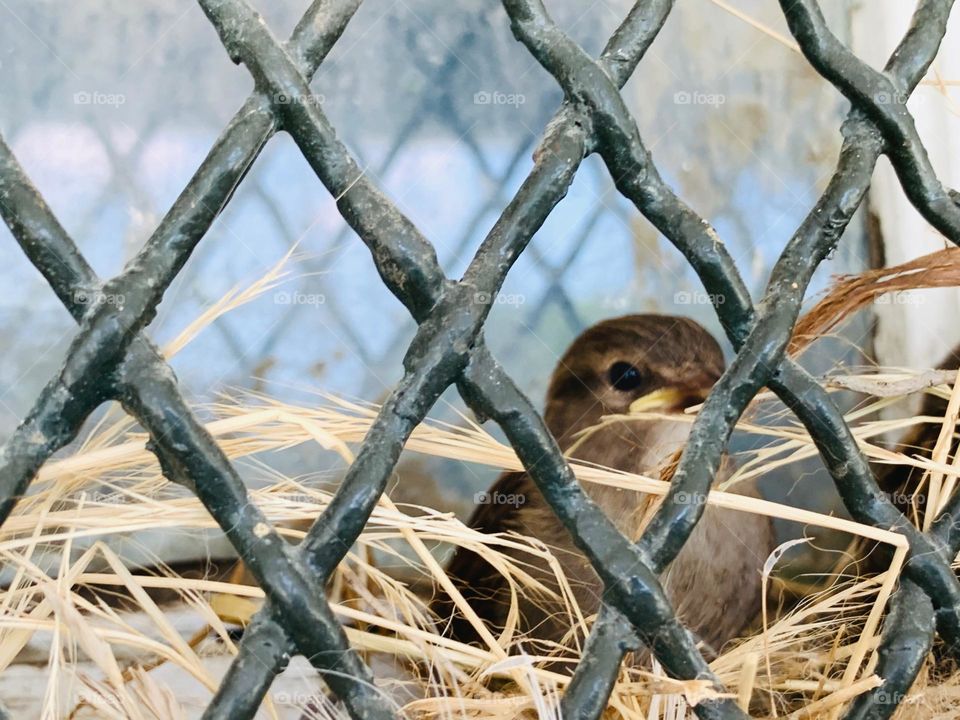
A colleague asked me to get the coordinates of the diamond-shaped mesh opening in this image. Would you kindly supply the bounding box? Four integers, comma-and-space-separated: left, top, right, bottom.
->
0, 1, 957, 718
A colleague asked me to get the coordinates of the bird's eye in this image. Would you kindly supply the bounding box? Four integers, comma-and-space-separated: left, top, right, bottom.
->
608, 361, 645, 392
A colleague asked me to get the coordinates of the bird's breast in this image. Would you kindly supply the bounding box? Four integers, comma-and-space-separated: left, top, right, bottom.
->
568, 416, 693, 539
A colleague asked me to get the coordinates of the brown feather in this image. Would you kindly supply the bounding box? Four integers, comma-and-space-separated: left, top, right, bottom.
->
432, 314, 774, 661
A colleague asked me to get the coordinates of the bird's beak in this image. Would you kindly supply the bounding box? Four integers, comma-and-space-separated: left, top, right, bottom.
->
628, 387, 709, 414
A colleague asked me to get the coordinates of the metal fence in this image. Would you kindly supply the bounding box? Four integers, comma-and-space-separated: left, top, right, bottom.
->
0, 0, 957, 718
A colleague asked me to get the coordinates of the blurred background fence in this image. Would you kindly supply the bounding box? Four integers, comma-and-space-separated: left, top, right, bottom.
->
0, 0, 878, 534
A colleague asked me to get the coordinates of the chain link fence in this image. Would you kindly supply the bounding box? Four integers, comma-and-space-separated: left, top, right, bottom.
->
0, 0, 957, 718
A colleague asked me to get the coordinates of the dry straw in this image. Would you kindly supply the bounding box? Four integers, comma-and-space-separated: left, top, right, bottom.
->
5, 243, 960, 720
7, 1, 960, 716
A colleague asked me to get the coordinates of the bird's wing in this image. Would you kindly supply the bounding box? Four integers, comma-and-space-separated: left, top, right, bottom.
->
464, 470, 533, 533
430, 471, 534, 644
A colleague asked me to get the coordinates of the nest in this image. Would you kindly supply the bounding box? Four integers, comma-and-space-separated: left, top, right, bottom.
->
4, 249, 960, 719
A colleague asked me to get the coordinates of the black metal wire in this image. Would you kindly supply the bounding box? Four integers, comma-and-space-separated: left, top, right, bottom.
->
0, 0, 957, 717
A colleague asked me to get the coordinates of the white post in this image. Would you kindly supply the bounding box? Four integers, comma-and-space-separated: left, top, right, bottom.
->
851, 2, 960, 370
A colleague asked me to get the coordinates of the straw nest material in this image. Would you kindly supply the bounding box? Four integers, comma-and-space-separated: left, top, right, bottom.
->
4, 247, 960, 719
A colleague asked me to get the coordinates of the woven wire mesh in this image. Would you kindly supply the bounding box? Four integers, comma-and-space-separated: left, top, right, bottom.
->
0, 0, 958, 718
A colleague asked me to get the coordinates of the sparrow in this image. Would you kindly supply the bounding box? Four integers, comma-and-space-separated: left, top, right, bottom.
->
433, 314, 774, 659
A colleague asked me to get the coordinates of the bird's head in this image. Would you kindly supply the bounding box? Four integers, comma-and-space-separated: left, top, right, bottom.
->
543, 314, 725, 451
